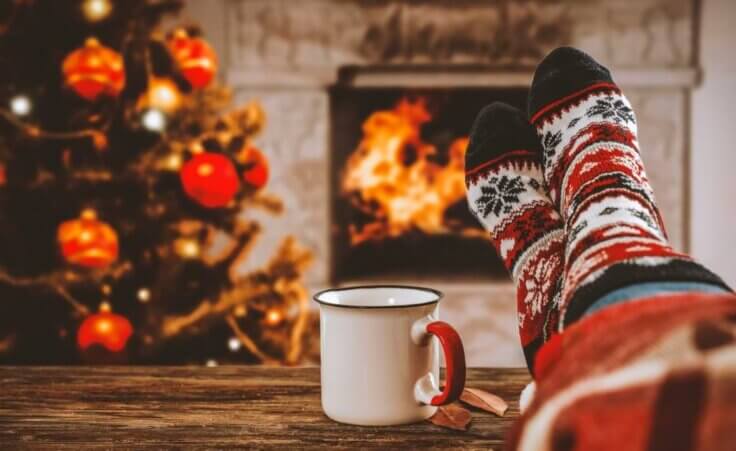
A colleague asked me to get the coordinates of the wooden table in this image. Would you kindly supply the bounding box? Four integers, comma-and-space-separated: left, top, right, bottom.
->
0, 367, 530, 449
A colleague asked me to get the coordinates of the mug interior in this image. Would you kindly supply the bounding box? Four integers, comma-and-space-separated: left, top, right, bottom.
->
313, 285, 442, 309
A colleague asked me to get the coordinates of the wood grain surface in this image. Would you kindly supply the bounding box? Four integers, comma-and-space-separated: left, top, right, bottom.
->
0, 367, 530, 449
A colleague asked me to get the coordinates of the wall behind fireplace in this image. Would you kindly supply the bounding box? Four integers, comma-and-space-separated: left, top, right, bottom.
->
177, 0, 735, 366
691, 0, 736, 288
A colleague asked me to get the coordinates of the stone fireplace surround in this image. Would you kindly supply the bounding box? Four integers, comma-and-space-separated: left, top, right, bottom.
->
196, 0, 699, 366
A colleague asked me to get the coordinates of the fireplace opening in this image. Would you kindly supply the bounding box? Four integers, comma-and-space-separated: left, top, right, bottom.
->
330, 87, 528, 283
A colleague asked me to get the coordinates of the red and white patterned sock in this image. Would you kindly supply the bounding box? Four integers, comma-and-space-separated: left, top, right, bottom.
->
527, 47, 729, 328
465, 102, 565, 370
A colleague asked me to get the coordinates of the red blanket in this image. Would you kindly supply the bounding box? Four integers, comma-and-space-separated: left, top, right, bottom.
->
507, 293, 736, 451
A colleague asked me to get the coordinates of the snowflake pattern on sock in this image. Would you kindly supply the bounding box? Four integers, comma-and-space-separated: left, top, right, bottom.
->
541, 131, 562, 168
474, 175, 528, 217
584, 95, 635, 124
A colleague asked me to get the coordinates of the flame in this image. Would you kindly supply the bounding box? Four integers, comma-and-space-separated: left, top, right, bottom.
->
341, 97, 477, 245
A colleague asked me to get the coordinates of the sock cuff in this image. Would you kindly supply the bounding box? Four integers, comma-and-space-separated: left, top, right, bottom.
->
584, 281, 730, 317
562, 259, 733, 327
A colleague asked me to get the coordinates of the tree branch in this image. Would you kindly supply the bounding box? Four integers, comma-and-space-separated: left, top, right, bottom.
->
225, 314, 278, 365
160, 280, 270, 338
0, 270, 89, 316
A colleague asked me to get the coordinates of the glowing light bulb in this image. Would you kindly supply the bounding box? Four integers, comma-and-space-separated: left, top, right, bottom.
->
264, 308, 283, 326
137, 288, 151, 303
141, 109, 166, 132
82, 0, 112, 22
162, 153, 182, 171
233, 305, 247, 317
190, 142, 204, 154
174, 238, 200, 259
146, 78, 181, 113
9, 95, 32, 116
182, 242, 199, 257
228, 337, 241, 351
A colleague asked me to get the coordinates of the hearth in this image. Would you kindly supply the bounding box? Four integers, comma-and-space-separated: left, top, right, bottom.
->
330, 87, 527, 282
222, 0, 699, 365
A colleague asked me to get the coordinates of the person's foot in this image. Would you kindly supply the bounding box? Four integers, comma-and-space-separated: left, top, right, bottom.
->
526, 47, 728, 326
465, 102, 565, 369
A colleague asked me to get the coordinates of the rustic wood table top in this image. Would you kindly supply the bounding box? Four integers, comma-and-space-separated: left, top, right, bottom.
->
0, 366, 530, 449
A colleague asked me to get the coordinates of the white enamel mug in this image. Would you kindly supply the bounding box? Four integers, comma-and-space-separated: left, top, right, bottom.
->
314, 285, 466, 426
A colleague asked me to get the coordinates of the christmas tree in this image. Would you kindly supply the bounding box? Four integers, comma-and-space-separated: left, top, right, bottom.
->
0, 0, 314, 364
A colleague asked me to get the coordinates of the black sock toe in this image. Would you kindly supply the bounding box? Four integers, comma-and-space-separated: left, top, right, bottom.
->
465, 102, 541, 171
528, 46, 614, 119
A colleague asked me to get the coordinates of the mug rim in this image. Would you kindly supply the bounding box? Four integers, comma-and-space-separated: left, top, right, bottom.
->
313, 284, 443, 309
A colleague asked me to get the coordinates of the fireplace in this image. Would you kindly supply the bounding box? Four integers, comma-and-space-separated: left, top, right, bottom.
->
220, 0, 699, 366
330, 87, 528, 282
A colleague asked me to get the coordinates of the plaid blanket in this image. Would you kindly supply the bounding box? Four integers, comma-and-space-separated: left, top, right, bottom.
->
507, 293, 736, 451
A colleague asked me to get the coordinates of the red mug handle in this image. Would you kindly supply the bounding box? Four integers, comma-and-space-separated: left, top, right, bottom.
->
413, 319, 466, 406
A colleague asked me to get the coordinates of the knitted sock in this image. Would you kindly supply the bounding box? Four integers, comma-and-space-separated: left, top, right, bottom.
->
465, 102, 565, 370
527, 47, 730, 327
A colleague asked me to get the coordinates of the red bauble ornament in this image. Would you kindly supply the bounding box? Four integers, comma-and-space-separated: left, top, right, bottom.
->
62, 37, 125, 101
239, 146, 269, 190
180, 152, 240, 208
57, 209, 119, 268
168, 29, 218, 89
77, 310, 133, 353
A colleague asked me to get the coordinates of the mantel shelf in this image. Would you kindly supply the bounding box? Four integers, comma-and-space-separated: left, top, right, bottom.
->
227, 67, 699, 89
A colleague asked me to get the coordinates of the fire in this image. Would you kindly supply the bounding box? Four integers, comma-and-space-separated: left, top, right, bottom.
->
341, 97, 480, 245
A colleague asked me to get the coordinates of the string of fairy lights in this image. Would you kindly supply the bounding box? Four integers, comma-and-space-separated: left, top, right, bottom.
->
0, 0, 292, 364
